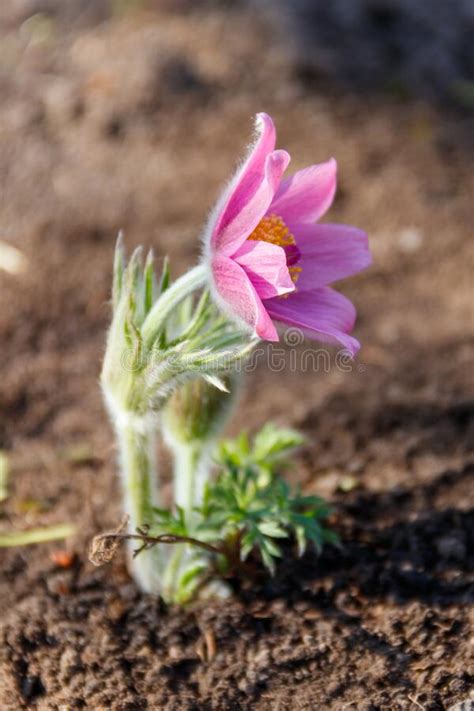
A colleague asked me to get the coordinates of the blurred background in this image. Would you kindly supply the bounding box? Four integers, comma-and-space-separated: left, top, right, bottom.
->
1, 0, 473, 504
0, 1, 473, 707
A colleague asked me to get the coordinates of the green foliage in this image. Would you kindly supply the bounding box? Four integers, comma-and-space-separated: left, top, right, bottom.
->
198, 459, 335, 573
217, 422, 305, 485
150, 506, 189, 538
144, 425, 337, 595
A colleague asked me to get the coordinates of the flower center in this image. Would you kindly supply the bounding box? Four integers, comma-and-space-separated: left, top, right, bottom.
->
248, 214, 302, 286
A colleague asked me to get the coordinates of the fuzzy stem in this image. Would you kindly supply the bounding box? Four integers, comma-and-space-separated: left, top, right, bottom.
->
173, 439, 212, 514
159, 375, 241, 602
160, 434, 215, 602
114, 411, 162, 594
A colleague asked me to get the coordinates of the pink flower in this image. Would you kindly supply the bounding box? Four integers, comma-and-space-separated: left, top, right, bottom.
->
203, 113, 371, 356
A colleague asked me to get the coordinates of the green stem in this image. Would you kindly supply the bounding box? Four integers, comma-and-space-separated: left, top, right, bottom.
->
0, 523, 75, 547
173, 439, 212, 513
115, 411, 162, 594
161, 435, 214, 602
161, 540, 187, 603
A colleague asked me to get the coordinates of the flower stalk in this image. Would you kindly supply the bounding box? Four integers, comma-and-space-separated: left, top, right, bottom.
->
101, 237, 253, 597
162, 376, 240, 512
113, 411, 162, 593
159, 375, 240, 600
172, 439, 210, 513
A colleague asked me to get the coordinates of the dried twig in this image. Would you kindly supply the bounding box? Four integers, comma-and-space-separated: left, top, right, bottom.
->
89, 517, 222, 567
89, 515, 129, 566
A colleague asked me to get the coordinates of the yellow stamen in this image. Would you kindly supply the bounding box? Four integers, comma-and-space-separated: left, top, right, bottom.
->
248, 214, 301, 287
248, 214, 294, 248
289, 266, 302, 282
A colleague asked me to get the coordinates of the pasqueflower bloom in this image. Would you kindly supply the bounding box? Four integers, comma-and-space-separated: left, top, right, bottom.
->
203, 113, 371, 355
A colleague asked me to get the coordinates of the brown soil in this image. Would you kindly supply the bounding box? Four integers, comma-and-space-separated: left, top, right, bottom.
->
0, 3, 473, 710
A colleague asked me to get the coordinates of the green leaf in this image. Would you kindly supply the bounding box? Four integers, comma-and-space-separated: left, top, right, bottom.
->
169, 290, 211, 346
305, 523, 324, 553
240, 530, 256, 561
178, 562, 207, 592
295, 525, 307, 556
112, 231, 125, 310
203, 374, 230, 393
257, 521, 288, 539
253, 423, 304, 463
150, 506, 189, 537
236, 431, 250, 457
126, 246, 143, 291
259, 541, 278, 574
261, 536, 282, 559
158, 256, 170, 295
322, 528, 340, 546
144, 248, 155, 315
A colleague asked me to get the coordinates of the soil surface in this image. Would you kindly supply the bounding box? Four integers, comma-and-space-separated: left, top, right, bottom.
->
0, 3, 473, 710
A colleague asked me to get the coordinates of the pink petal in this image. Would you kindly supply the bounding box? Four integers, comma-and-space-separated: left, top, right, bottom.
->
217, 113, 275, 230
291, 223, 371, 291
270, 158, 337, 224
265, 287, 360, 356
233, 239, 295, 299
214, 149, 290, 257
211, 255, 279, 341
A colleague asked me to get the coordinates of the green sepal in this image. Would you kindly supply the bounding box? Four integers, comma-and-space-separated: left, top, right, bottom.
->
144, 249, 155, 315
112, 231, 125, 311
158, 255, 170, 295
